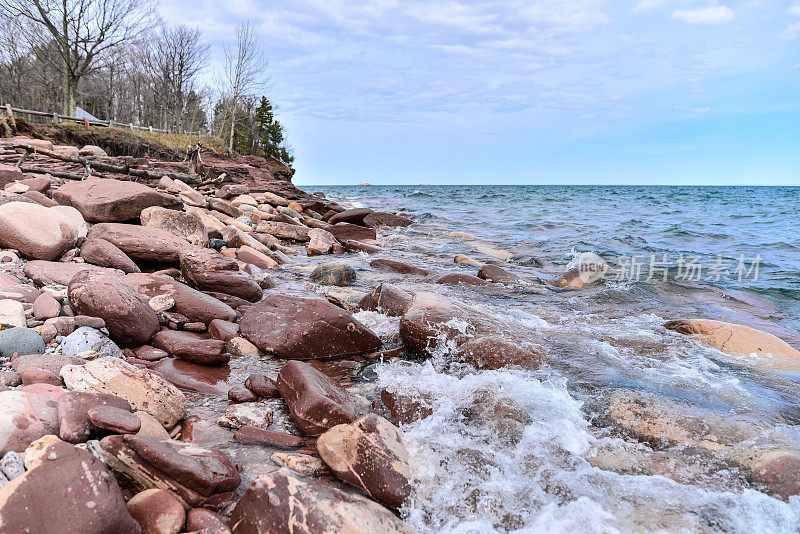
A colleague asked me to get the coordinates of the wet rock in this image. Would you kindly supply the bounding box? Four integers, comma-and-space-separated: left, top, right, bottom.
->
208, 319, 239, 341
358, 283, 412, 317
467, 389, 532, 444
276, 360, 357, 436
457, 336, 545, 370
307, 227, 337, 255
57, 391, 133, 442
152, 330, 228, 365
230, 467, 414, 534
362, 211, 413, 228
328, 222, 377, 243
59, 326, 123, 359
255, 221, 311, 242
226, 336, 261, 358
127, 488, 186, 534
369, 258, 431, 276
179, 246, 262, 302
141, 206, 208, 246
240, 294, 381, 360
32, 292, 61, 320
380, 390, 434, 425
80, 237, 142, 273
454, 254, 481, 265
310, 262, 357, 286
0, 440, 141, 534
135, 411, 171, 439
87, 223, 190, 264
69, 270, 159, 345
1, 451, 24, 480
548, 267, 586, 288
0, 327, 45, 358
317, 413, 411, 508
218, 401, 274, 430
664, 319, 800, 365
0, 390, 58, 454
436, 272, 490, 286
53, 176, 181, 222
477, 264, 523, 285
151, 358, 230, 396
60, 357, 186, 427
270, 452, 330, 476
234, 427, 304, 448
343, 240, 382, 254
125, 273, 237, 325
88, 404, 142, 434
228, 385, 258, 402
725, 443, 800, 500
0, 202, 83, 260
245, 374, 280, 398
98, 435, 240, 508
0, 298, 25, 327
186, 508, 230, 533
328, 208, 374, 225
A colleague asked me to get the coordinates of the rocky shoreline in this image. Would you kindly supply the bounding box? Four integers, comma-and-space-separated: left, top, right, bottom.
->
1, 135, 799, 533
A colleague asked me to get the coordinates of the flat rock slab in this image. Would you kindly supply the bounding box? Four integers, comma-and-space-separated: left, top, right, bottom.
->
53, 176, 181, 222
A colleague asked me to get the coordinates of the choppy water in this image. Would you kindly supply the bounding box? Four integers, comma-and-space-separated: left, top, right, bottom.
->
311, 185, 800, 533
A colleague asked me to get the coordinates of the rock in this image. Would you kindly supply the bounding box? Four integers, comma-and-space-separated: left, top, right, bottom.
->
1, 451, 24, 480
21, 435, 62, 470
0, 163, 24, 186
79, 144, 108, 157
436, 272, 490, 286
87, 223, 191, 264
236, 245, 278, 269
149, 294, 175, 312
381, 390, 433, 425
454, 255, 481, 266
362, 212, 413, 228
59, 326, 123, 359
208, 319, 239, 342
98, 435, 240, 508
0, 440, 141, 533
0, 390, 58, 454
0, 299, 26, 327
135, 346, 169, 361
477, 264, 522, 285
310, 263, 357, 286
57, 391, 134, 442
32, 292, 61, 320
229, 467, 414, 534
240, 294, 381, 360
457, 336, 545, 370
23, 259, 121, 286
88, 405, 142, 434
245, 374, 280, 398
179, 247, 262, 302
307, 228, 337, 255
467, 389, 532, 443
328, 208, 374, 225
317, 413, 411, 508
141, 206, 208, 247
358, 283, 412, 317
125, 273, 237, 325
69, 270, 159, 345
216, 184, 249, 198
276, 360, 357, 436
270, 452, 330, 476
80, 237, 142, 273
0, 327, 45, 358
135, 411, 171, 439
548, 267, 585, 288
664, 319, 800, 366
228, 385, 258, 402
217, 401, 273, 430
0, 201, 82, 260
186, 508, 230, 533
152, 330, 228, 365
20, 369, 61, 386
255, 221, 311, 242
226, 336, 261, 358
13, 354, 85, 376
343, 240, 382, 254
60, 357, 186, 428
0, 371, 20, 387
369, 258, 430, 276
53, 177, 181, 222
233, 427, 304, 448
127, 488, 186, 534
328, 222, 377, 243
151, 359, 230, 396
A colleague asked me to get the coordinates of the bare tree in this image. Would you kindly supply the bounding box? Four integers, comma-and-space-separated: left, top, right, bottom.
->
223, 21, 267, 152
0, 0, 155, 116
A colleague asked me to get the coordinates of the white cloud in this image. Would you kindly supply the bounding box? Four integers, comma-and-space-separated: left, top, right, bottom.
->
788, 4, 800, 16
672, 6, 735, 25
633, 0, 668, 14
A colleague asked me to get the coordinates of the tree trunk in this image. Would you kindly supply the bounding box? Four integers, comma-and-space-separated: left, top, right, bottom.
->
61, 71, 77, 117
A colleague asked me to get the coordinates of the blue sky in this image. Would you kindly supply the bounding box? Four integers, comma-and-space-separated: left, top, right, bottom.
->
158, 0, 800, 185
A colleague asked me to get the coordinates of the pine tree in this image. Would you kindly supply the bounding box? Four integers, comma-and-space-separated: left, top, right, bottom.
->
253, 96, 293, 167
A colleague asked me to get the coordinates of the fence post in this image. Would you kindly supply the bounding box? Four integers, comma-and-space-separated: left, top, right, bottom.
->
52, 112, 59, 125
129, 123, 134, 131
5, 104, 16, 130
84, 117, 89, 128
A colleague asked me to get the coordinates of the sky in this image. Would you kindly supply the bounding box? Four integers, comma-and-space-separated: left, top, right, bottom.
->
158, 0, 800, 185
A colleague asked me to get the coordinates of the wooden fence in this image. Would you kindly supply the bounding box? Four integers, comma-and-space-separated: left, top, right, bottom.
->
3, 104, 201, 136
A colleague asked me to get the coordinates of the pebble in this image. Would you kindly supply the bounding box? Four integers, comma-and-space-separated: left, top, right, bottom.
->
1, 451, 25, 480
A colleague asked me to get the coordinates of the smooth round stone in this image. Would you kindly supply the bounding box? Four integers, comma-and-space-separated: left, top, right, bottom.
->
228, 385, 258, 403
87, 405, 142, 434
0, 299, 27, 327
32, 292, 61, 320
21, 369, 61, 386
58, 326, 122, 359
127, 488, 186, 534
244, 374, 280, 398
0, 328, 45, 358
1, 451, 25, 480
186, 508, 229, 533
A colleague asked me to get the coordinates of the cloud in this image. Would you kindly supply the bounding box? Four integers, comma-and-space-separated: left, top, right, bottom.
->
672, 6, 735, 25
782, 5, 800, 39
633, 0, 668, 14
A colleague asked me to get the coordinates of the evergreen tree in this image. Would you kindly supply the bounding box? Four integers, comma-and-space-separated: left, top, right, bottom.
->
253, 96, 293, 167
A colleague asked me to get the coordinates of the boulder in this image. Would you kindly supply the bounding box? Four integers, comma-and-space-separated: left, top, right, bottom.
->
32, 292, 61, 320
57, 391, 134, 442
369, 258, 430, 276
0, 440, 141, 534
152, 330, 228, 365
60, 357, 186, 428
179, 247, 262, 302
477, 264, 522, 285
88, 405, 142, 434
436, 272, 490, 286
0, 201, 83, 260
276, 360, 357, 436
52, 177, 181, 222
317, 414, 411, 508
229, 468, 414, 534
328, 208, 374, 225
457, 336, 544, 370
0, 163, 24, 186
87, 223, 191, 264
240, 294, 381, 359
358, 283, 412, 317
125, 273, 237, 325
80, 237, 141, 273
127, 488, 186, 534
98, 435, 239, 508
0, 390, 59, 455
362, 212, 413, 228
23, 260, 121, 286
79, 144, 108, 157
12, 354, 84, 376
0, 328, 45, 358
328, 223, 376, 243
217, 401, 273, 430
310, 263, 356, 286
141, 206, 208, 246
150, 359, 230, 396
59, 326, 123, 359
186, 508, 230, 533
69, 270, 159, 345
307, 228, 337, 255
255, 221, 311, 242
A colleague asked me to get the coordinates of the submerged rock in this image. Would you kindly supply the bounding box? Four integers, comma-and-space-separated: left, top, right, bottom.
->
310, 263, 356, 286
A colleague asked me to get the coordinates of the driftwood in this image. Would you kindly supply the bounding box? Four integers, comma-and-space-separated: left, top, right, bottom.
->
19, 165, 95, 181
187, 144, 204, 177
0, 141, 201, 184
